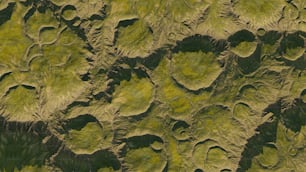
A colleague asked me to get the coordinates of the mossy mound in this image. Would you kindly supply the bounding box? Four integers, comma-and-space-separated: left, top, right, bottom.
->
0, 0, 306, 171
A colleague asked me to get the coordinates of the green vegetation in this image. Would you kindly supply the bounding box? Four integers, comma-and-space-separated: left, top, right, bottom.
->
233, 0, 286, 27
64, 122, 104, 154
112, 74, 154, 116
0, 0, 305, 171
0, 128, 50, 172
171, 51, 222, 91
116, 20, 153, 58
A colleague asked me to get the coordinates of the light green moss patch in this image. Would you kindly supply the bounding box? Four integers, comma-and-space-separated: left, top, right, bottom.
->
193, 140, 217, 169
62, 8, 77, 21
165, 0, 209, 22
0, 2, 90, 120
152, 57, 210, 120
125, 147, 166, 172
1, 0, 306, 171
65, 122, 104, 154
112, 74, 154, 116
240, 82, 280, 111
232, 102, 261, 131
109, 0, 133, 16
256, 146, 279, 168
15, 166, 50, 172
169, 96, 192, 114
133, 0, 159, 18
196, 0, 239, 39
32, 28, 90, 114
283, 4, 299, 20
97, 167, 118, 172
0, 73, 17, 96
125, 105, 165, 136
206, 147, 229, 166
39, 27, 59, 44
171, 51, 222, 91
301, 9, 306, 21
0, 2, 31, 67
228, 30, 257, 58
283, 46, 305, 61
192, 105, 233, 140
230, 42, 257, 58
3, 86, 38, 121
116, 20, 153, 58
233, 0, 285, 27
26, 9, 59, 39
166, 137, 186, 171
151, 140, 164, 151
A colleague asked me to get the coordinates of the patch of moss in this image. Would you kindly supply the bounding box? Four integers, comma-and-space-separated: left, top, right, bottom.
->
233, 0, 285, 27
171, 51, 222, 90
65, 122, 104, 154
112, 73, 154, 116
0, 2, 31, 67
3, 86, 38, 121
116, 20, 153, 58
196, 0, 239, 39
124, 147, 166, 172
228, 30, 257, 58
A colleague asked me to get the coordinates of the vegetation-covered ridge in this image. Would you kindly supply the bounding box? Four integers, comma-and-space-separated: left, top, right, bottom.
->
0, 0, 305, 171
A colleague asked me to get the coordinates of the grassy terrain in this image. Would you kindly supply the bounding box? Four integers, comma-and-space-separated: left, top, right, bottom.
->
0, 0, 305, 171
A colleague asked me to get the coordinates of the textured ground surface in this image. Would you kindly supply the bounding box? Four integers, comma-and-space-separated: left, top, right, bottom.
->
0, 0, 305, 171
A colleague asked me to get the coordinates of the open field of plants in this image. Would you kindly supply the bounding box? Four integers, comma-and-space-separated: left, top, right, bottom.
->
0, 0, 305, 171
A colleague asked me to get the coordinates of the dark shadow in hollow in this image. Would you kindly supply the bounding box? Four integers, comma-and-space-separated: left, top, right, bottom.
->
237, 118, 278, 172
238, 99, 306, 171
126, 134, 163, 149
0, 72, 12, 83
237, 100, 281, 172
63, 114, 100, 131
0, 117, 121, 172
279, 31, 306, 70
113, 18, 139, 45
0, 120, 60, 172
141, 49, 166, 70
259, 30, 281, 45
61, 5, 76, 14
285, 56, 306, 70
23, 6, 35, 22
116, 18, 138, 28
280, 32, 304, 55
89, 14, 104, 21
0, 3, 15, 26
194, 168, 204, 172
172, 120, 190, 132
228, 29, 255, 47
237, 44, 261, 74
172, 34, 226, 54
54, 149, 121, 172
280, 99, 306, 132
104, 48, 163, 101
118, 134, 164, 171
